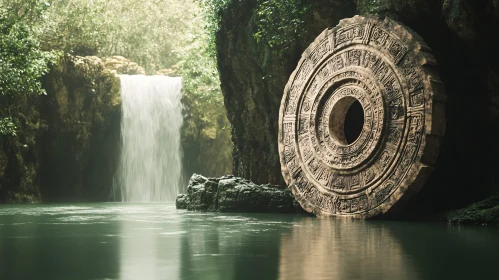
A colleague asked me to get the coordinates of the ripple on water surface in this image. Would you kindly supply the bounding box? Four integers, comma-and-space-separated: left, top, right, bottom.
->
0, 203, 498, 280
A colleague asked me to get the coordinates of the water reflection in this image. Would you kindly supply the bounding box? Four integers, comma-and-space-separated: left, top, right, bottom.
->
117, 205, 183, 280
278, 219, 420, 280
179, 214, 287, 280
1, 204, 499, 280
387, 222, 499, 280
0, 205, 121, 280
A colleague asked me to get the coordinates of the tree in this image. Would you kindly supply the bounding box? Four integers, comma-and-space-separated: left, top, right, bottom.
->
0, 1, 58, 135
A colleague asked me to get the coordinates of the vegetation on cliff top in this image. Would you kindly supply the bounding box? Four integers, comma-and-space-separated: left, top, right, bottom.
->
199, 0, 309, 55
0, 1, 59, 135
0, 0, 232, 179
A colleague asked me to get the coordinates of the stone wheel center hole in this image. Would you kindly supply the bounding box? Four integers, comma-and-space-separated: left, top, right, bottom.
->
329, 97, 365, 145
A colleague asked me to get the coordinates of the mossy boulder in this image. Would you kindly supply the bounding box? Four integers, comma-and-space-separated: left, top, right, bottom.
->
176, 174, 304, 213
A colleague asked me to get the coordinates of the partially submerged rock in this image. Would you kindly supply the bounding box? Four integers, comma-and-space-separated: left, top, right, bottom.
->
176, 174, 304, 213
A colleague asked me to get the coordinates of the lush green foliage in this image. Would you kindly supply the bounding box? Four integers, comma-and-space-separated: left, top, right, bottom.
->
0, 117, 16, 136
254, 0, 309, 52
198, 0, 309, 54
0, 1, 59, 136
180, 42, 232, 177
174, 2, 233, 177
1, 0, 50, 24
0, 1, 58, 96
0, 0, 233, 176
37, 0, 107, 56
196, 0, 232, 56
38, 0, 200, 73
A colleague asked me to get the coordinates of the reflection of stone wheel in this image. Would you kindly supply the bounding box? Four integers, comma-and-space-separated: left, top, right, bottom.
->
278, 16, 446, 218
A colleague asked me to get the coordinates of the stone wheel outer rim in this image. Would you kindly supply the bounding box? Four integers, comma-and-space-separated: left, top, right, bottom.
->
278, 15, 446, 218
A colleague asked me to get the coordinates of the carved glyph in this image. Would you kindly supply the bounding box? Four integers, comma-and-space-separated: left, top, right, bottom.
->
278, 16, 446, 218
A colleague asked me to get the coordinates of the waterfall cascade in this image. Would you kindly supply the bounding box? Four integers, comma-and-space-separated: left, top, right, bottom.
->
115, 75, 183, 202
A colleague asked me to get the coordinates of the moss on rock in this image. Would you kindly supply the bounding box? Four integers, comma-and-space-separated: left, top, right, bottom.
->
444, 195, 499, 226
0, 93, 44, 203
38, 54, 121, 202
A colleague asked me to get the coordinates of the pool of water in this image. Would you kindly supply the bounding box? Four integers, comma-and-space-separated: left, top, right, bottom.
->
0, 203, 498, 280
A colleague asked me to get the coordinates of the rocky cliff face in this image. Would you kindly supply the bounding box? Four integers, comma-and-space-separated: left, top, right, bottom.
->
40, 55, 121, 202
0, 55, 121, 202
217, 0, 499, 214
0, 94, 44, 203
217, 0, 355, 186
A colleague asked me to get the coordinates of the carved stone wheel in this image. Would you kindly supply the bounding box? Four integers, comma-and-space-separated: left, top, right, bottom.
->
278, 16, 446, 218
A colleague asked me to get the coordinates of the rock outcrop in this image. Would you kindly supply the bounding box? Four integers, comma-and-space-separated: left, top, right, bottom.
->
0, 54, 121, 202
40, 55, 121, 202
444, 195, 499, 226
102, 56, 146, 75
217, 1, 355, 186
176, 174, 304, 213
216, 0, 499, 216
0, 94, 44, 203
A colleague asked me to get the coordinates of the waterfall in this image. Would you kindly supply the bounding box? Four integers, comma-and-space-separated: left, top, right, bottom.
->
114, 75, 183, 202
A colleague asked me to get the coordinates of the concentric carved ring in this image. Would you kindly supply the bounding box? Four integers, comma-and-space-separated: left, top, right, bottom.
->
278, 16, 446, 218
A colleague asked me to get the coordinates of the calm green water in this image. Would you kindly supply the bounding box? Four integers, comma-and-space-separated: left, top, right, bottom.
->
0, 204, 498, 280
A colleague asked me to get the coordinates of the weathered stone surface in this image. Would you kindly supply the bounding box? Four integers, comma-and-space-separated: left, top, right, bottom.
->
278, 16, 446, 218
176, 174, 304, 213
175, 194, 189, 209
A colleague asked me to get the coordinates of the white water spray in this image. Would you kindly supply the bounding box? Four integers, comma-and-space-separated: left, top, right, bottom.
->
115, 75, 183, 202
